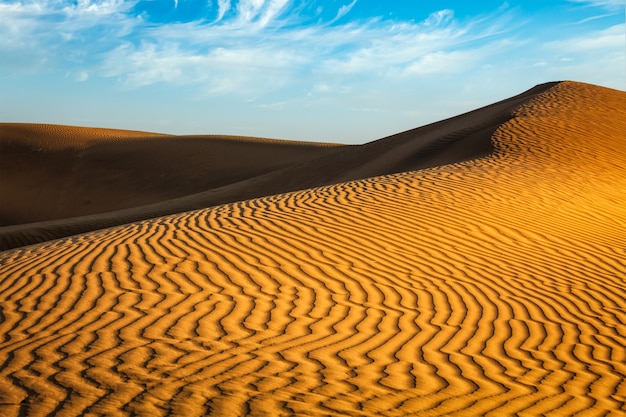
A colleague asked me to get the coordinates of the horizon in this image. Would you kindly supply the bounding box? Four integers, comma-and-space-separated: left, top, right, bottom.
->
1, 0, 625, 144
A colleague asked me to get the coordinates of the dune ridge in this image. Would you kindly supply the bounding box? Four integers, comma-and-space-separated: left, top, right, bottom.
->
0, 123, 171, 150
0, 82, 556, 251
0, 81, 625, 416
0, 125, 343, 228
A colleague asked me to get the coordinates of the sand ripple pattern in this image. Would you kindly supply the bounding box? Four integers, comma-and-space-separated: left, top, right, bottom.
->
1, 82, 625, 416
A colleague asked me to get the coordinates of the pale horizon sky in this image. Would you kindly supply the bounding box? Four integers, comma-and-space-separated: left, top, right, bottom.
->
1, 0, 625, 144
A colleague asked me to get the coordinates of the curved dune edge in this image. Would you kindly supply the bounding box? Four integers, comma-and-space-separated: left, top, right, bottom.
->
0, 81, 625, 416
0, 123, 342, 150
0, 124, 344, 228
0, 82, 555, 250
0, 123, 171, 150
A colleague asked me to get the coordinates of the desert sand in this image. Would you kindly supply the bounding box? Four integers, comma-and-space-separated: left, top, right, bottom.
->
0, 82, 551, 250
0, 124, 342, 228
0, 81, 624, 416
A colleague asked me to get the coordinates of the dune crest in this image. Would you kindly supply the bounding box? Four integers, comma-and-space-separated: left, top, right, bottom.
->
0, 83, 555, 250
0, 81, 625, 416
0, 124, 342, 228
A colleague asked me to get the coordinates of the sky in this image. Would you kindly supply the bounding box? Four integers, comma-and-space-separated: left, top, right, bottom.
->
1, 0, 624, 143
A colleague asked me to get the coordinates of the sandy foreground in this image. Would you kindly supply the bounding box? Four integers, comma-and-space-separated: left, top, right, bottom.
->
0, 81, 625, 416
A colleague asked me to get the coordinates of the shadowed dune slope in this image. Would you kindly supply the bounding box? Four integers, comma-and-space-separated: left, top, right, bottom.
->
0, 83, 556, 250
0, 81, 625, 416
0, 124, 342, 226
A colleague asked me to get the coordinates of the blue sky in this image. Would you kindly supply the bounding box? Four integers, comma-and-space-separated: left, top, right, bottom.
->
1, 0, 624, 143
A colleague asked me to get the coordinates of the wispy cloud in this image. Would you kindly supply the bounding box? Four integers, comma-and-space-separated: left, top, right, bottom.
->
2, 0, 624, 141
331, 0, 357, 23
0, 0, 137, 69
545, 23, 625, 52
97, 3, 516, 98
574, 13, 616, 24
0, 1, 511, 69
535, 23, 625, 89
33, 0, 139, 36
216, 0, 231, 21
569, 0, 626, 8
230, 0, 292, 27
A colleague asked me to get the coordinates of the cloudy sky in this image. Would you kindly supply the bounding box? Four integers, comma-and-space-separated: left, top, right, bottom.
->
1, 0, 624, 143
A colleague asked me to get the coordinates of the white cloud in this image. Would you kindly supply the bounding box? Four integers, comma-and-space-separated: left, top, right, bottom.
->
0, 1, 514, 86
569, 0, 626, 9
63, 0, 135, 16
103, 39, 303, 95
0, 0, 138, 68
258, 0, 291, 27
88, 3, 549, 108
423, 9, 454, 27
574, 13, 616, 24
0, 3, 42, 50
545, 23, 625, 52
216, 0, 231, 21
316, 10, 510, 79
332, 0, 357, 23
403, 50, 478, 76
96, 7, 513, 97
235, 0, 263, 23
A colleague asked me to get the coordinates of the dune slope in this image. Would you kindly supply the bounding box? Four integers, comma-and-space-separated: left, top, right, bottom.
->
0, 81, 625, 416
0, 124, 342, 226
0, 83, 555, 250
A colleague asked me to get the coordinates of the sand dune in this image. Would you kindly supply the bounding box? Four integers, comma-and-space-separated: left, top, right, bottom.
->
0, 81, 625, 416
0, 124, 342, 228
0, 83, 555, 250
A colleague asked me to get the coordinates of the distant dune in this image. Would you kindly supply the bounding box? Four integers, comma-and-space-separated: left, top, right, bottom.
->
0, 81, 625, 416
0, 125, 341, 228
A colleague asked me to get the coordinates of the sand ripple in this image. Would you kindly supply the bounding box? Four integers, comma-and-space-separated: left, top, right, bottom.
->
0, 82, 625, 416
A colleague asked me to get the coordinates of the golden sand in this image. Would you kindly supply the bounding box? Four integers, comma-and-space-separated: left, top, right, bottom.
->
0, 81, 625, 416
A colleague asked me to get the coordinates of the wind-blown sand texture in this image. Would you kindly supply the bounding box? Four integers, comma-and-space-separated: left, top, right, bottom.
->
0, 81, 625, 416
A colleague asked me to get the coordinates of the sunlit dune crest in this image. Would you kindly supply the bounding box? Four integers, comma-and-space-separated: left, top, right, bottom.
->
0, 81, 625, 416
